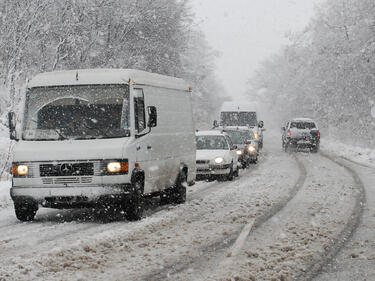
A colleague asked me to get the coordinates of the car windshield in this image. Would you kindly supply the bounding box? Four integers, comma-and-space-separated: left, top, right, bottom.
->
220, 112, 257, 127
195, 135, 229, 150
22, 85, 130, 141
290, 122, 316, 130
225, 130, 253, 144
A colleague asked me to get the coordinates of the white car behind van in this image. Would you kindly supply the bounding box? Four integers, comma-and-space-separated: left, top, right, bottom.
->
8, 69, 196, 221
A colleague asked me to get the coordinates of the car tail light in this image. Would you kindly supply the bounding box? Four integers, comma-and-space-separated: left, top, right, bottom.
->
287, 130, 291, 136
318, 131, 320, 137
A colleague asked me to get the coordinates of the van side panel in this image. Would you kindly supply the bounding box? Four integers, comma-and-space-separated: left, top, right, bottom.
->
141, 85, 196, 193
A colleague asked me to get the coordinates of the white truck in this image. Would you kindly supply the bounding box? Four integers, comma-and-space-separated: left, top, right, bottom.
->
214, 102, 265, 149
8, 69, 196, 221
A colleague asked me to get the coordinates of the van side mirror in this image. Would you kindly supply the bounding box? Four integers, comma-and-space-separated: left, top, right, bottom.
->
213, 120, 218, 128
8, 111, 18, 141
147, 106, 157, 128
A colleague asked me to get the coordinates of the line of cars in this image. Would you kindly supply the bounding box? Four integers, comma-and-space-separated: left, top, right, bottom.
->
7, 69, 265, 222
195, 103, 265, 182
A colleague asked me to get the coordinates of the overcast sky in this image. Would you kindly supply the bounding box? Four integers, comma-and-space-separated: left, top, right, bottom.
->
191, 0, 323, 99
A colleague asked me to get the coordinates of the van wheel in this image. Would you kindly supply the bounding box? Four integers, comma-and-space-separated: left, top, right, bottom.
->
125, 180, 144, 221
14, 201, 38, 222
171, 170, 187, 204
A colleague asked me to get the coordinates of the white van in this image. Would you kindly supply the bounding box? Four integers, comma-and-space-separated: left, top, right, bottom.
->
8, 69, 196, 221
214, 101, 265, 149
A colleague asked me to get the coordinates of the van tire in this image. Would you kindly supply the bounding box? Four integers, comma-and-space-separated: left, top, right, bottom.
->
14, 201, 38, 222
125, 179, 144, 221
171, 170, 187, 204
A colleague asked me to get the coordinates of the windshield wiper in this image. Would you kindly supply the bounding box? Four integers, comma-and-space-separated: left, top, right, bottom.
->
54, 129, 69, 140
30, 119, 69, 140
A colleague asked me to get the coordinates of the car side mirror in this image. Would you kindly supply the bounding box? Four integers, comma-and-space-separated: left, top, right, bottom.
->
258, 120, 264, 128
213, 120, 219, 128
147, 106, 157, 128
246, 140, 252, 144
8, 111, 18, 141
281, 126, 286, 131
232, 145, 237, 150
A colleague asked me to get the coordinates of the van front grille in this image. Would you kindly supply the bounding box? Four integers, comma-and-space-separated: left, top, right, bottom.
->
40, 162, 94, 177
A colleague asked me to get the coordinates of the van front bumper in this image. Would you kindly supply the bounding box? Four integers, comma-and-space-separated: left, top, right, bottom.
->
10, 184, 133, 207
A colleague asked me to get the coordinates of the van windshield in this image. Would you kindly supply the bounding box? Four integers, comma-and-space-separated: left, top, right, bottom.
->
22, 85, 130, 141
220, 112, 257, 127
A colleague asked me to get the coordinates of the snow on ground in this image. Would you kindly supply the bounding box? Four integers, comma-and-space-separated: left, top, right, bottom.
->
200, 153, 360, 281
322, 138, 375, 168
314, 162, 375, 281
0, 146, 301, 281
0, 181, 11, 209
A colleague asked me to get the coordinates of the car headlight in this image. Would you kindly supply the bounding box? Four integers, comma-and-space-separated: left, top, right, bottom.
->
106, 161, 128, 174
214, 157, 224, 164
248, 145, 256, 153
236, 150, 243, 155
12, 164, 28, 176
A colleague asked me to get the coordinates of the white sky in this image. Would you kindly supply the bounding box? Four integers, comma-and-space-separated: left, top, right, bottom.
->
191, 0, 323, 99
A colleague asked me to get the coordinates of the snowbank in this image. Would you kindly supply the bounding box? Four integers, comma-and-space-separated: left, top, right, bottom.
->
322, 138, 375, 168
0, 181, 11, 208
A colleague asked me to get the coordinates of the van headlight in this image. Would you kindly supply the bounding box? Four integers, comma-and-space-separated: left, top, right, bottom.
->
12, 164, 29, 176
106, 161, 128, 174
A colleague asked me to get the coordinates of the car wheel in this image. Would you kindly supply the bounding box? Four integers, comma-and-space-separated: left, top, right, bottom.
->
226, 167, 234, 181
311, 145, 320, 153
234, 166, 239, 177
14, 201, 38, 222
125, 179, 144, 221
284, 141, 289, 152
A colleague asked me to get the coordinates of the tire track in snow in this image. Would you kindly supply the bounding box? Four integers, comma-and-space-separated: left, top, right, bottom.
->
295, 152, 366, 281
0, 155, 267, 264
141, 154, 306, 281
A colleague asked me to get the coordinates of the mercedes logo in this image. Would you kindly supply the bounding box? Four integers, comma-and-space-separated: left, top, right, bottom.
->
60, 163, 73, 176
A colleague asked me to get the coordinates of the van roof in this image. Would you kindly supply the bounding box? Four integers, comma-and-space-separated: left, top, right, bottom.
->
196, 130, 226, 137
291, 118, 315, 122
28, 69, 190, 91
220, 101, 257, 112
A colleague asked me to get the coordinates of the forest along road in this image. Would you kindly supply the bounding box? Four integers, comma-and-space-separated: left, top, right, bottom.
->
0, 138, 366, 281
314, 159, 375, 281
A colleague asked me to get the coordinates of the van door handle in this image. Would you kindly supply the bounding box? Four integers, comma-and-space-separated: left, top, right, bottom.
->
147, 145, 152, 150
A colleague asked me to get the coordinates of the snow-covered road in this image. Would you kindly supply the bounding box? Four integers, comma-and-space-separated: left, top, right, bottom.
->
0, 138, 372, 281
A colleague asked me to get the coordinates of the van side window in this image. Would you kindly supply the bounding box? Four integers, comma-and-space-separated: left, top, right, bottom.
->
134, 88, 146, 133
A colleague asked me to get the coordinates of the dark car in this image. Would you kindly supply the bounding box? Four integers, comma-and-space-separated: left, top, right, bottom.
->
281, 118, 320, 153
222, 127, 259, 167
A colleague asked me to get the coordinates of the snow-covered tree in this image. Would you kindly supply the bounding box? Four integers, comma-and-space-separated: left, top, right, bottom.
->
249, 0, 375, 147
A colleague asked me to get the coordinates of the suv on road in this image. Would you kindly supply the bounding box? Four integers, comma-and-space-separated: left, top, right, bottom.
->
281, 118, 320, 153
